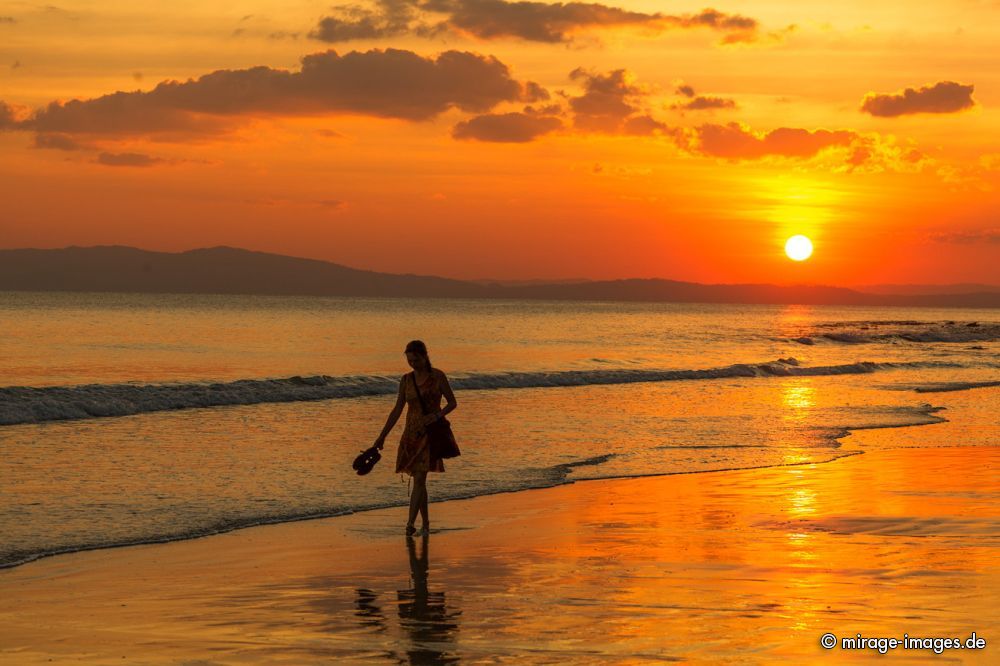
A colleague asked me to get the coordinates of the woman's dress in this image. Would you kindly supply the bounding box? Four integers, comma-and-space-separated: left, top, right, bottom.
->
395, 370, 446, 475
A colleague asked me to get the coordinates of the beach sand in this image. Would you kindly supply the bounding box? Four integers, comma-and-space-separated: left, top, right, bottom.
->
1, 416, 997, 663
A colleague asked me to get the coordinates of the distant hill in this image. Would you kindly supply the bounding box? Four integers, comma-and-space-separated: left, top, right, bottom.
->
0, 246, 489, 298
492, 279, 1000, 308
1, 246, 998, 308
858, 283, 1000, 296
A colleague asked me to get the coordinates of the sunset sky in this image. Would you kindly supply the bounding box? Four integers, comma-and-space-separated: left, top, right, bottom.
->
1, 1, 998, 284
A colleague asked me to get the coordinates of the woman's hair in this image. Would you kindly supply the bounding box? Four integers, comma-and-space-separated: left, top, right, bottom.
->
405, 339, 433, 371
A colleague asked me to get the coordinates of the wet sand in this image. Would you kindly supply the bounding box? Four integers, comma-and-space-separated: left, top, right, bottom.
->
1, 425, 997, 663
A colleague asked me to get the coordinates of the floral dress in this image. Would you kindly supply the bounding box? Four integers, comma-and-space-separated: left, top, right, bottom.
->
395, 370, 446, 476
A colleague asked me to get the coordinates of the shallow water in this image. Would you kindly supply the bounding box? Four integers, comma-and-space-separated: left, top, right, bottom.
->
1, 293, 997, 568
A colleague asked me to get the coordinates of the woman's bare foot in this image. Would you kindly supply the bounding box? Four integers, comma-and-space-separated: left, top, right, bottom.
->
405, 523, 417, 537
419, 523, 430, 535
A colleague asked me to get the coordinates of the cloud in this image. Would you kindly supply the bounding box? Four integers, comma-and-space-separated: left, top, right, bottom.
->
668, 7, 755, 31
671, 122, 928, 173
670, 83, 736, 111
310, 0, 420, 41
452, 111, 561, 142
0, 101, 20, 128
316, 198, 347, 210
437, 64, 932, 176
453, 68, 674, 142
0, 16, 16, 24
33, 133, 85, 150
0, 48, 546, 138
720, 22, 795, 45
860, 81, 975, 117
569, 68, 638, 130
311, 0, 762, 44
673, 95, 736, 111
0, 100, 29, 131
568, 67, 665, 134
931, 228, 1000, 244
688, 122, 856, 159
438, 67, 927, 176
621, 114, 671, 136
95, 152, 165, 167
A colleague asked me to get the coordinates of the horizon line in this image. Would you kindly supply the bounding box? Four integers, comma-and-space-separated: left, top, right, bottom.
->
3, 243, 999, 292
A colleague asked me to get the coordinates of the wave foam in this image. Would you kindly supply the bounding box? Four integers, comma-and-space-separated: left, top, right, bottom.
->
793, 321, 1000, 345
0, 359, 960, 426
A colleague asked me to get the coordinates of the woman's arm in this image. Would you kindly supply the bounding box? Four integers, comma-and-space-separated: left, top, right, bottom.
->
435, 369, 458, 420
374, 377, 407, 449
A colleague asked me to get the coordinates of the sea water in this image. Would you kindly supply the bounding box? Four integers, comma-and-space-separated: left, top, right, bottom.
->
0, 291, 997, 568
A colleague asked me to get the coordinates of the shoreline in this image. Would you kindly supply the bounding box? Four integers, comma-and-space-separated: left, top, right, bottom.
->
0, 448, 865, 573
0, 393, 962, 573
0, 406, 928, 573
2, 436, 997, 663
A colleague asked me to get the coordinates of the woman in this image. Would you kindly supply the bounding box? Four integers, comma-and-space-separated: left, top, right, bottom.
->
374, 340, 457, 536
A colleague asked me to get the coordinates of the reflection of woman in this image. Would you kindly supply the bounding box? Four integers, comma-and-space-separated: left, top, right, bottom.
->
351, 536, 461, 663
374, 340, 457, 536
398, 534, 460, 662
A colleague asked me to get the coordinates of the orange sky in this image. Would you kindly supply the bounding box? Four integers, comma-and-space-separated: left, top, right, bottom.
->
1, 1, 997, 284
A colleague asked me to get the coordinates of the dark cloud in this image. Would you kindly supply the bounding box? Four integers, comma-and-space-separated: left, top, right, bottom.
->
461, 68, 674, 142
312, 0, 760, 44
316, 198, 346, 209
425, 0, 668, 42
0, 48, 545, 137
622, 114, 671, 136
691, 122, 856, 159
675, 84, 695, 98
437, 65, 909, 173
563, 68, 671, 136
0, 16, 16, 24
95, 152, 164, 167
0, 101, 21, 128
672, 8, 755, 31
452, 111, 561, 142
569, 75, 634, 125
931, 228, 1000, 244
861, 81, 975, 117
673, 95, 737, 111
310, 0, 420, 41
33, 133, 85, 150
568, 68, 645, 132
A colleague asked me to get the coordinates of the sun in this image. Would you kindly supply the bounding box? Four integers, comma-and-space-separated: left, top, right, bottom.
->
784, 235, 813, 261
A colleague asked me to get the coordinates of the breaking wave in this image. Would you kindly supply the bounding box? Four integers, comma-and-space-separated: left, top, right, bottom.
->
0, 358, 961, 426
790, 320, 1000, 345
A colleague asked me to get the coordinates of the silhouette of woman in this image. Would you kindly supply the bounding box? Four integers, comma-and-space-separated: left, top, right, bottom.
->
374, 340, 457, 536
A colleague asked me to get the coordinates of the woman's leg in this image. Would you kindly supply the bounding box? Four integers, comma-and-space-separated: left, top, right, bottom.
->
407, 471, 427, 529
419, 476, 430, 530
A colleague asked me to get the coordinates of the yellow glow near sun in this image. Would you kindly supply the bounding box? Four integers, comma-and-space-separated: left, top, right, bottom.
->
785, 235, 813, 261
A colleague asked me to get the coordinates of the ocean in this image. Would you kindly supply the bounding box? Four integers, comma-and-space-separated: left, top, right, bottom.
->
1, 291, 997, 569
